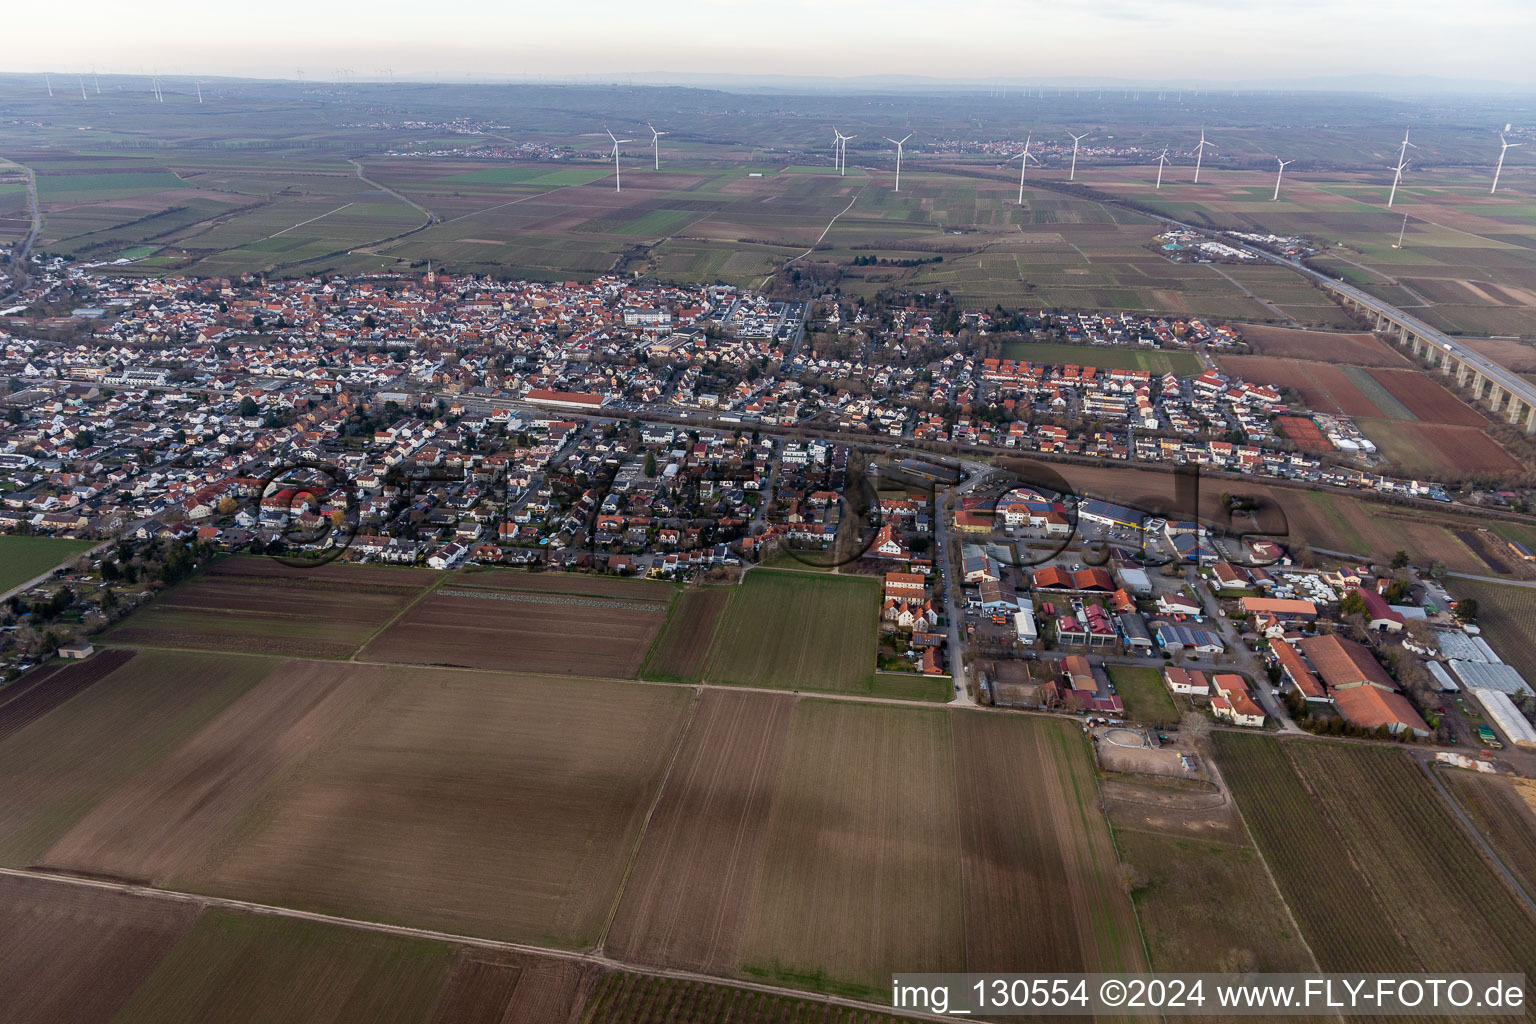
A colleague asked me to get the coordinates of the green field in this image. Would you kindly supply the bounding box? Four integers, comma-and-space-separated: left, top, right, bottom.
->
114, 910, 453, 1024
1000, 341, 1202, 376
702, 570, 881, 695
0, 535, 97, 594
1106, 665, 1178, 724
1216, 733, 1536, 978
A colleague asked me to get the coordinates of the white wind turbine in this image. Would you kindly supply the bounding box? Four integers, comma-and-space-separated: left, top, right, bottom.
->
839, 133, 857, 175
1192, 127, 1215, 183
883, 132, 913, 192
196, 80, 203, 104
604, 126, 634, 193
1067, 131, 1089, 181
45, 73, 52, 97
79, 76, 87, 100
1155, 147, 1172, 189
1491, 133, 1522, 195
647, 123, 669, 170
1272, 157, 1294, 201
831, 126, 840, 168
1011, 132, 1039, 205
1387, 128, 1416, 208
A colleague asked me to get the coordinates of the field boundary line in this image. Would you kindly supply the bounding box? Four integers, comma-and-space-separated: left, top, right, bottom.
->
349, 572, 446, 660
595, 683, 694, 955
0, 865, 963, 1024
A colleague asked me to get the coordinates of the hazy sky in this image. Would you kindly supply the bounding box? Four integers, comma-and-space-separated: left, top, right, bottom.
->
10, 0, 1536, 85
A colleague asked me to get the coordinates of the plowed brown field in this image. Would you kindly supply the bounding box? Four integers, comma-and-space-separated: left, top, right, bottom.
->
641, 587, 732, 682
1218, 355, 1384, 417
1368, 369, 1489, 426
1240, 325, 1409, 367
358, 586, 670, 676
607, 690, 795, 972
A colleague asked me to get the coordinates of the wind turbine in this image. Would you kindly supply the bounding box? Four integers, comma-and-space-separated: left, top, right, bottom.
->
196, 80, 203, 104
647, 123, 669, 170
883, 132, 913, 192
1491, 133, 1522, 195
92, 67, 100, 94
604, 126, 634, 193
1155, 147, 1172, 190
839, 133, 857, 175
79, 76, 87, 100
1387, 128, 1416, 208
1272, 157, 1294, 201
831, 126, 840, 168
1192, 127, 1215, 183
1067, 131, 1089, 181
1011, 132, 1039, 205
45, 73, 52, 97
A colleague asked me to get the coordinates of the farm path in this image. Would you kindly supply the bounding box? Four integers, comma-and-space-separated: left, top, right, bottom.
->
262, 202, 354, 240
766, 183, 867, 289
348, 157, 437, 226
0, 865, 962, 1024
1443, 570, 1536, 589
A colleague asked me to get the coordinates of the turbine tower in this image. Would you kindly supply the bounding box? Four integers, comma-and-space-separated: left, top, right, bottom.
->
604, 126, 634, 193
1067, 131, 1089, 181
1155, 147, 1172, 190
1491, 133, 1522, 195
1192, 127, 1215, 184
196, 80, 203, 104
79, 76, 87, 100
1272, 157, 1294, 201
838, 133, 857, 176
883, 132, 913, 192
45, 73, 52, 97
647, 123, 669, 170
1387, 128, 1416, 208
831, 126, 840, 168
1011, 132, 1039, 205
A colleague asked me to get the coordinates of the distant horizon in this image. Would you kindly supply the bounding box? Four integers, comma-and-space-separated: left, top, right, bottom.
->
8, 0, 1536, 89
4, 69, 1536, 99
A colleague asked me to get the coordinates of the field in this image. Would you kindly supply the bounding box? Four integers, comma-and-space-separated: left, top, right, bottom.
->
190, 665, 691, 946
114, 910, 454, 1024
1368, 367, 1488, 426
1106, 664, 1178, 724
0, 872, 200, 1024
579, 972, 921, 1024
1436, 576, 1536, 686
0, 534, 96, 593
640, 587, 732, 682
357, 577, 671, 676
106, 557, 440, 659
0, 647, 134, 744
739, 702, 963, 997
1440, 772, 1536, 902
1215, 734, 1536, 979
950, 713, 1145, 976
1113, 830, 1315, 974
1356, 419, 1523, 477
1237, 324, 1410, 366
1217, 354, 1385, 417
606, 689, 796, 973
1000, 340, 1201, 376
702, 570, 880, 695
0, 649, 276, 867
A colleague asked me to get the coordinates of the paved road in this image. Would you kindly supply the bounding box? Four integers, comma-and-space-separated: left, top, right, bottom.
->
935, 460, 991, 707
0, 865, 961, 1024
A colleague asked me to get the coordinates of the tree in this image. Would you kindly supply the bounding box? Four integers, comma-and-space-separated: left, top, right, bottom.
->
1455, 598, 1479, 622
1391, 550, 1410, 569
643, 452, 657, 478
1339, 591, 1368, 617
239, 396, 259, 417
73, 429, 94, 449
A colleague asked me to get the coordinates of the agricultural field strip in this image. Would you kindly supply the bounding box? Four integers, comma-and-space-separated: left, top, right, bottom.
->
1421, 764, 1536, 915
0, 866, 958, 1024
437, 588, 669, 613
